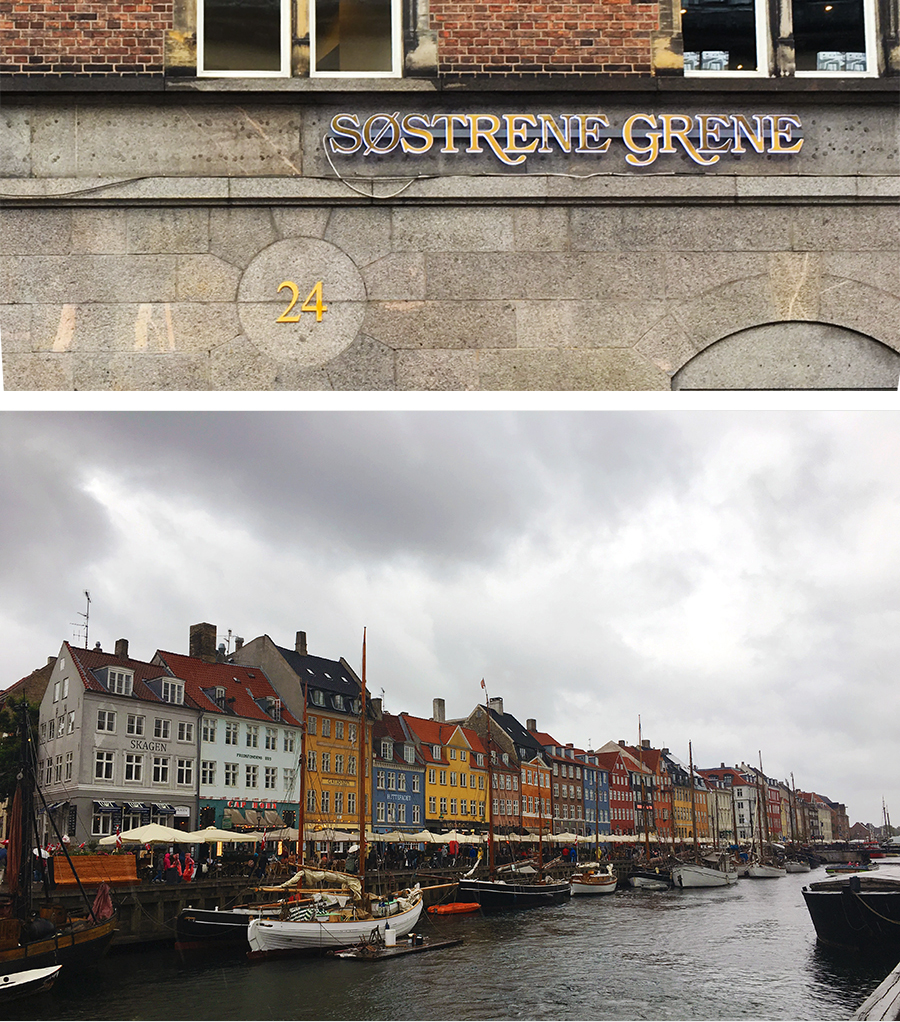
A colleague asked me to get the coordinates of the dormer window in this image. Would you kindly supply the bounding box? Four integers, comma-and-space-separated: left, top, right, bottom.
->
215, 686, 226, 702
381, 740, 392, 759
432, 745, 441, 759
404, 744, 414, 764
105, 668, 133, 696
311, 690, 325, 706
333, 695, 345, 711
162, 680, 184, 705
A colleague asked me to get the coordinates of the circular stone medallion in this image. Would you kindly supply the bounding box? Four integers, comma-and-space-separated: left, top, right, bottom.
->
238, 238, 366, 366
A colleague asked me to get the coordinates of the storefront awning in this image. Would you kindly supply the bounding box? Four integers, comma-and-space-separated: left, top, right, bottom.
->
152, 803, 175, 814
124, 802, 149, 812
94, 801, 120, 812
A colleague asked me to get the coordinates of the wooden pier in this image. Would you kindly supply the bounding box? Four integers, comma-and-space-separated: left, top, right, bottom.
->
853, 960, 900, 1021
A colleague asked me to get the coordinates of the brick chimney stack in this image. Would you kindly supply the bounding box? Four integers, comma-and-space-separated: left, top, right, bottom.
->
433, 698, 445, 722
296, 631, 308, 656
190, 622, 217, 663
115, 638, 129, 660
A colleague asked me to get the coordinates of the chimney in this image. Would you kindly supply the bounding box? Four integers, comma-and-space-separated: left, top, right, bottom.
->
618, 739, 626, 747
526, 719, 536, 731
370, 697, 383, 719
489, 696, 504, 716
433, 698, 445, 722
217, 643, 226, 663
566, 743, 574, 749
295, 631, 308, 656
234, 636, 244, 651
662, 748, 669, 756
115, 638, 129, 660
721, 762, 726, 769
642, 739, 651, 749
190, 622, 217, 663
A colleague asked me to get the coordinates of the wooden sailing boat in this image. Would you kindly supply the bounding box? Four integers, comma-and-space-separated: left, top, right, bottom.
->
670, 742, 737, 888
247, 630, 423, 956
0, 702, 117, 977
783, 773, 811, 873
456, 680, 570, 910
746, 752, 785, 878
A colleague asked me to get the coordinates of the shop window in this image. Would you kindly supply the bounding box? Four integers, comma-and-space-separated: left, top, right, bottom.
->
682, 0, 768, 73
311, 0, 401, 76
198, 0, 289, 76
793, 0, 875, 74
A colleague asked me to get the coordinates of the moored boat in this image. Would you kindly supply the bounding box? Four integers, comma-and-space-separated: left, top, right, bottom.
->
671, 862, 738, 888
629, 871, 671, 891
427, 902, 481, 915
784, 860, 811, 873
1, 702, 117, 980
457, 875, 571, 909
747, 862, 787, 879
247, 884, 424, 956
569, 864, 617, 896
825, 861, 878, 874
0, 964, 62, 1002
801, 863, 900, 950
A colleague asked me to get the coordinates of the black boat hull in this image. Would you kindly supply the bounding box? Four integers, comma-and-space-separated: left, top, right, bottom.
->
174, 908, 254, 951
801, 887, 900, 950
457, 878, 570, 910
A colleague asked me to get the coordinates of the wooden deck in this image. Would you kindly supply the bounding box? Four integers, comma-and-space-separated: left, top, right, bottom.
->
853, 960, 900, 1021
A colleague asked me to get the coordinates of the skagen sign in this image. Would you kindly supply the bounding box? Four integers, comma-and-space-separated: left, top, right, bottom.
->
327, 112, 803, 167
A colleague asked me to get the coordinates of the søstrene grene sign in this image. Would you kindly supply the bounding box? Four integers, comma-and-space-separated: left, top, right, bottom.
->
327, 112, 803, 167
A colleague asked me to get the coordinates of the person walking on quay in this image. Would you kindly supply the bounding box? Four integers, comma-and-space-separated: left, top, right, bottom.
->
164, 848, 182, 884
183, 851, 196, 883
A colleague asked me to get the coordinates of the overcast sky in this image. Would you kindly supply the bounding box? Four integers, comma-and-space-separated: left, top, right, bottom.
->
1, 410, 896, 827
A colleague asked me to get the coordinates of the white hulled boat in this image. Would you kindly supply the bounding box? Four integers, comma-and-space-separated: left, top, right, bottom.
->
247, 884, 424, 956
784, 860, 811, 873
747, 861, 787, 878
569, 865, 617, 896
671, 862, 738, 888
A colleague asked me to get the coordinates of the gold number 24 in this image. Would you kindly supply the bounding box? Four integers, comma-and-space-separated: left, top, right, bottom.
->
276, 280, 328, 323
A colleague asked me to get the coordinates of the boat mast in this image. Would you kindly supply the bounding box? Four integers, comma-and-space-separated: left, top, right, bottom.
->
688, 742, 699, 860
594, 756, 600, 863
357, 629, 367, 883
297, 676, 308, 862
481, 679, 496, 876
789, 772, 798, 847
758, 752, 771, 853
638, 716, 651, 860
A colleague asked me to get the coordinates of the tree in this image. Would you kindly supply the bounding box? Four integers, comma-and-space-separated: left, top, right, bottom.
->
0, 696, 40, 802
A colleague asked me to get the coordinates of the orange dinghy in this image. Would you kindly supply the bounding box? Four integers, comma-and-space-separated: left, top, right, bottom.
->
427, 903, 481, 915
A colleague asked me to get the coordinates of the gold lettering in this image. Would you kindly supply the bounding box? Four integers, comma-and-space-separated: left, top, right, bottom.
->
537, 114, 572, 154
767, 115, 803, 154
432, 114, 471, 153
573, 115, 611, 153
329, 114, 362, 155
731, 115, 766, 154
623, 114, 661, 167
659, 114, 719, 166
698, 115, 733, 155
467, 114, 525, 166
503, 114, 539, 157
400, 114, 435, 154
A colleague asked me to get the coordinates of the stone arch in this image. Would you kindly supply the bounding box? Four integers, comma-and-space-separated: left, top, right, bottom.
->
634, 261, 900, 389
672, 321, 900, 389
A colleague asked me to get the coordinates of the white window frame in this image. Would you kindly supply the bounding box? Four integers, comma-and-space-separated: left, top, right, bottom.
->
683, 0, 771, 77
794, 0, 878, 77
197, 0, 290, 78
310, 0, 402, 79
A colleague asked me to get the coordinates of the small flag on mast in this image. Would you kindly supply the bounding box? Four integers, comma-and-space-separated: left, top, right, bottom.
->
480, 678, 486, 690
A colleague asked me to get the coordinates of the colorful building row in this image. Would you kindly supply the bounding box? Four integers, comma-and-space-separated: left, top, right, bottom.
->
4, 623, 849, 847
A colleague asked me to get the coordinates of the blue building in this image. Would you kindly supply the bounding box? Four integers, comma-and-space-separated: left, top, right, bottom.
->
372, 707, 426, 833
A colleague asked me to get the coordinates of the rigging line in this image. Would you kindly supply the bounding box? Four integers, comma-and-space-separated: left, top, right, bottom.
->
852, 891, 900, 925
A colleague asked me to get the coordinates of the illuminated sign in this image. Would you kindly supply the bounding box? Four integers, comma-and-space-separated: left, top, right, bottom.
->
327, 112, 803, 167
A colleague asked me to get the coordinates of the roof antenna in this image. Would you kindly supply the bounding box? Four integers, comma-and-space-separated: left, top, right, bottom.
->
71, 590, 91, 648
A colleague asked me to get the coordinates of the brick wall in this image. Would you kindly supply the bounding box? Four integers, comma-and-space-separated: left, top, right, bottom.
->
0, 1, 172, 73
430, 0, 660, 74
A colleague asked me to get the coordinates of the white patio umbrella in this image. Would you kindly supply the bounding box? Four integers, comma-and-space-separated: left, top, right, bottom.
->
182, 826, 263, 843
410, 830, 438, 844
98, 823, 185, 845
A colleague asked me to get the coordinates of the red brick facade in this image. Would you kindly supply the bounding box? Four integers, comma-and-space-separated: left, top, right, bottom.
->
430, 0, 659, 74
0, 1, 171, 74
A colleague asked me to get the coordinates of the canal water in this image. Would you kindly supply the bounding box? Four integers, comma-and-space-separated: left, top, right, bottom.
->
11, 865, 898, 1021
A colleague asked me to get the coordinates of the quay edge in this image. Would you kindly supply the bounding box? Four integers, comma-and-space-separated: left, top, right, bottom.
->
852, 960, 900, 1021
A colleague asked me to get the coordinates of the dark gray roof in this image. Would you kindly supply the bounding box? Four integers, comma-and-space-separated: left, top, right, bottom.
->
275, 646, 362, 697
487, 706, 545, 760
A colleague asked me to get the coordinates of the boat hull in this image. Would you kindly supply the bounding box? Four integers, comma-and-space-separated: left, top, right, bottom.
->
457, 878, 571, 910
672, 864, 738, 888
784, 861, 811, 873
569, 875, 617, 896
0, 917, 117, 974
247, 895, 424, 956
175, 907, 265, 951
802, 885, 900, 950
629, 875, 670, 890
747, 863, 787, 879
0, 964, 62, 1001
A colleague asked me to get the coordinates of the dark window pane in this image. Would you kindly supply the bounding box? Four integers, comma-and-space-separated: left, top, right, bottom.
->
203, 0, 283, 72
682, 0, 759, 71
792, 0, 867, 70
315, 0, 394, 72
